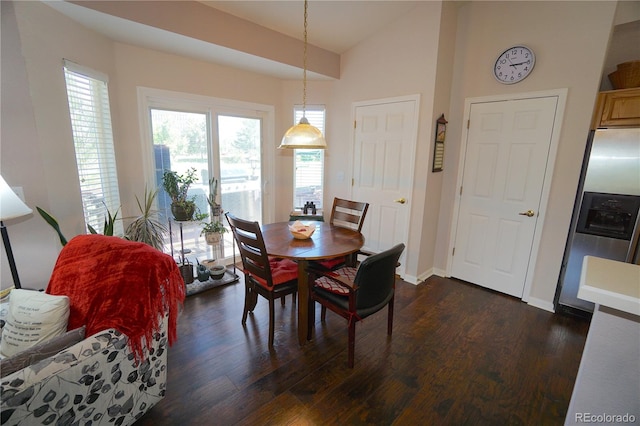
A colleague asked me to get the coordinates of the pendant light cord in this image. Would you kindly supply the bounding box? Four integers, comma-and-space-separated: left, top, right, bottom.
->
302, 0, 308, 117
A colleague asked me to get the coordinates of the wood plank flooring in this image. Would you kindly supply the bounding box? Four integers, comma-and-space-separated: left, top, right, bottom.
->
137, 274, 590, 425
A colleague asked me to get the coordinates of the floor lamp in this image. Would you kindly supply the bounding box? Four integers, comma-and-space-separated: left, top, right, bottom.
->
0, 175, 33, 289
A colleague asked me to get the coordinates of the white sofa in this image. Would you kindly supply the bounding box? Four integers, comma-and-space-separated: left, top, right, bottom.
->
1, 314, 169, 426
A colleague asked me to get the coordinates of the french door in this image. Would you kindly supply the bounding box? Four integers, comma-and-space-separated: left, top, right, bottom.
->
147, 108, 263, 264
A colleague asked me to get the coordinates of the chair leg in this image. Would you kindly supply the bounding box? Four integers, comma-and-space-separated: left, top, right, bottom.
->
242, 283, 252, 324
387, 297, 394, 336
268, 297, 275, 348
347, 319, 356, 368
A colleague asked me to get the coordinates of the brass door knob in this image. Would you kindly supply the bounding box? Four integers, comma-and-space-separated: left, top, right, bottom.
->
519, 210, 535, 217
395, 198, 406, 204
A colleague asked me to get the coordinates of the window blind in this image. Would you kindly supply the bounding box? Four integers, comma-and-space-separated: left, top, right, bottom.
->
294, 105, 325, 209
63, 60, 123, 235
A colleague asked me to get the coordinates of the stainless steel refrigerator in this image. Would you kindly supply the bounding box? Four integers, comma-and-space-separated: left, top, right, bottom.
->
557, 128, 640, 314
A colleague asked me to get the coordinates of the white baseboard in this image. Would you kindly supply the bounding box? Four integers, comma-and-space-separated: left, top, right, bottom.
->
527, 297, 555, 313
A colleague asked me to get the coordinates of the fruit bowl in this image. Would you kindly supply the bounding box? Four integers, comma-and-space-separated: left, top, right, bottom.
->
288, 221, 316, 240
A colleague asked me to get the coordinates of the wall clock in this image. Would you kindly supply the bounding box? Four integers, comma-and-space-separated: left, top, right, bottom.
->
493, 45, 536, 84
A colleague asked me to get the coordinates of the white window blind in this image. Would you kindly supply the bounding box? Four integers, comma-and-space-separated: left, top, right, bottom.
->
63, 60, 123, 235
293, 105, 325, 209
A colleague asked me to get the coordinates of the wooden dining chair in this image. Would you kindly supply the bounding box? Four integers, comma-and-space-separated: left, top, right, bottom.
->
307, 243, 405, 368
225, 213, 298, 348
314, 197, 369, 270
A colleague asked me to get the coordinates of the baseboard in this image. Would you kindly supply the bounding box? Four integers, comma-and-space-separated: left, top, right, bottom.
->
402, 267, 437, 285
527, 297, 555, 313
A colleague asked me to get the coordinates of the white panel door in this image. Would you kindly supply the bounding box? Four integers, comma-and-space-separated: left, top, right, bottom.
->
451, 96, 559, 297
352, 98, 417, 270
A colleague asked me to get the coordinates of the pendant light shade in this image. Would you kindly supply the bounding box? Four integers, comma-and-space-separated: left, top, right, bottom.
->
279, 0, 326, 150
279, 117, 326, 149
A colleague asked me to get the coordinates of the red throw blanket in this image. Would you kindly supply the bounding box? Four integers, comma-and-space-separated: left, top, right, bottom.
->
47, 234, 185, 362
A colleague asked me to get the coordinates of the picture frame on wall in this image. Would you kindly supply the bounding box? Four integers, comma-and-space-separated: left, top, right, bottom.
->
432, 114, 447, 172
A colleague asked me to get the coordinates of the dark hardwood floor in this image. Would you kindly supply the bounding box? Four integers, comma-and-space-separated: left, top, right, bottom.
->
138, 273, 590, 425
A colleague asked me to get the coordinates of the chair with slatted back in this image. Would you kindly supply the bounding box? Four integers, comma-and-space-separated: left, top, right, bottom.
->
313, 197, 369, 270
225, 213, 298, 348
307, 243, 405, 368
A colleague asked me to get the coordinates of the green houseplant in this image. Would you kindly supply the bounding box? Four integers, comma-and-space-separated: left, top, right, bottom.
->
207, 177, 221, 218
201, 220, 227, 245
162, 168, 198, 221
124, 187, 167, 250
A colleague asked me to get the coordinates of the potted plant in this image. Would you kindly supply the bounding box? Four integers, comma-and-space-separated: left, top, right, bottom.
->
201, 220, 227, 245
162, 168, 198, 221
124, 186, 167, 251
207, 177, 221, 218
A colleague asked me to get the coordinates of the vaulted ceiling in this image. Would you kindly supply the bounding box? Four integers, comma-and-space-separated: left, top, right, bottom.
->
45, 0, 421, 79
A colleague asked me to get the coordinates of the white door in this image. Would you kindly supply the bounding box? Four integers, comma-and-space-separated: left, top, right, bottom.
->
451, 96, 559, 297
352, 97, 418, 272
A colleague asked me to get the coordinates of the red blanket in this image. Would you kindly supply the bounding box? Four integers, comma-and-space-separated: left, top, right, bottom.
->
47, 234, 185, 362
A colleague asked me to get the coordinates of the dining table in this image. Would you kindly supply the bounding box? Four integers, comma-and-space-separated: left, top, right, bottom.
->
261, 221, 364, 345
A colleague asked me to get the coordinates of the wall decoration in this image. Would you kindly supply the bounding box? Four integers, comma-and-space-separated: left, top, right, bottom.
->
432, 114, 447, 172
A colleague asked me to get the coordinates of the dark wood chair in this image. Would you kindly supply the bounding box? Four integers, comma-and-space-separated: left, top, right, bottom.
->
314, 197, 369, 270
308, 243, 405, 367
225, 213, 298, 348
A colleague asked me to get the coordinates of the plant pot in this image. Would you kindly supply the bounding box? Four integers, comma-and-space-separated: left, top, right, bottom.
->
171, 202, 195, 221
178, 262, 194, 284
210, 265, 226, 280
205, 231, 222, 245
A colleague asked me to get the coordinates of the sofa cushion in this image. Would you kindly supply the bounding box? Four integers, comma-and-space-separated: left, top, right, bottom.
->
0, 289, 70, 358
0, 325, 85, 378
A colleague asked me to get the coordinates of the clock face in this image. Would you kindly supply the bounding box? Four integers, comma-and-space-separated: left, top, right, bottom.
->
493, 45, 535, 84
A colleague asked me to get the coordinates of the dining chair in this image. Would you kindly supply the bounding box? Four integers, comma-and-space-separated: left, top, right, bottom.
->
307, 243, 405, 367
314, 197, 369, 270
225, 213, 298, 348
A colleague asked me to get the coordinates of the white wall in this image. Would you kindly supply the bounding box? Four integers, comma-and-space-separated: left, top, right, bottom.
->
435, 1, 618, 309
1, 1, 118, 289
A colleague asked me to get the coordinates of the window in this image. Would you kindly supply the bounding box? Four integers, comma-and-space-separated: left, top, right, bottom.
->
293, 105, 325, 209
63, 60, 122, 235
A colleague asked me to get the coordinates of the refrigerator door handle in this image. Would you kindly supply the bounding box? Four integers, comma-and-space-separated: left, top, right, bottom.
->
626, 213, 640, 264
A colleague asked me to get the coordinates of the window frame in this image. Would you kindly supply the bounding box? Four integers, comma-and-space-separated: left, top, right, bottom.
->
63, 59, 123, 235
293, 105, 325, 210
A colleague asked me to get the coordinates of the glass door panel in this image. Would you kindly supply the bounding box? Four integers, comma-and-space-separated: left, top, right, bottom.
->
217, 115, 262, 258
151, 109, 210, 262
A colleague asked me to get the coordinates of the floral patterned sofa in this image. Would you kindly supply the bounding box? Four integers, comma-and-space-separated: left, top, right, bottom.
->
1, 315, 169, 426
1, 234, 185, 426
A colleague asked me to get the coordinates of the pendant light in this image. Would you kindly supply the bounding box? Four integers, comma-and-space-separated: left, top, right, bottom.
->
279, 0, 327, 149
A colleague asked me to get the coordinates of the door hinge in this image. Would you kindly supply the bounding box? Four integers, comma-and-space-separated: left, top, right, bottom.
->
354, 120, 357, 129
352, 178, 354, 186
459, 186, 463, 196
452, 247, 455, 256
467, 119, 470, 129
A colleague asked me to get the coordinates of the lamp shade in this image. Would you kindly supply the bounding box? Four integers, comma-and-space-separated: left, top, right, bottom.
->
0, 175, 32, 221
279, 117, 327, 149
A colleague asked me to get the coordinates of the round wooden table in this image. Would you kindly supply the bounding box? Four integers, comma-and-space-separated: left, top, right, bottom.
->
261, 221, 364, 345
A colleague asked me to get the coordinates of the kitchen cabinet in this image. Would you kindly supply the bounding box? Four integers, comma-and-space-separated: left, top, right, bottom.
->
591, 88, 640, 129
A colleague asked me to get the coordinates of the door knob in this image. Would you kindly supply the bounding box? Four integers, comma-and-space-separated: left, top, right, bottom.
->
395, 198, 406, 204
519, 210, 535, 217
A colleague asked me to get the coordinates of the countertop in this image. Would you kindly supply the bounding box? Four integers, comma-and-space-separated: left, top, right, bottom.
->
578, 255, 640, 316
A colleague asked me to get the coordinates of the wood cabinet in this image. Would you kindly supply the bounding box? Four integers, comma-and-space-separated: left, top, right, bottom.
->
591, 88, 640, 128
